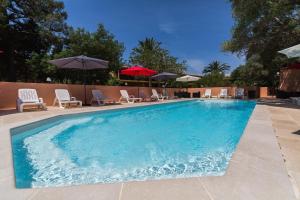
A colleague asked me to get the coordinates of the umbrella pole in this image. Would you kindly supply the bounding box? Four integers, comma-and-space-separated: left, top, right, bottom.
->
83, 62, 87, 105
84, 84, 87, 105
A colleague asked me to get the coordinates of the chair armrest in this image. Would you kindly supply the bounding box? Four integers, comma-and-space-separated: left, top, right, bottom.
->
71, 97, 76, 101
39, 98, 44, 103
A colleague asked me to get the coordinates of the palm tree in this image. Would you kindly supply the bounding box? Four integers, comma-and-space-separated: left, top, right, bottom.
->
129, 37, 186, 73
202, 61, 230, 74
129, 38, 162, 69
138, 37, 161, 51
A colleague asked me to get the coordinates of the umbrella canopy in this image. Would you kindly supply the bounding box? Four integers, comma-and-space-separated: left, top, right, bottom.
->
176, 75, 200, 82
49, 55, 109, 70
278, 44, 300, 58
49, 55, 109, 105
120, 66, 157, 77
152, 72, 177, 81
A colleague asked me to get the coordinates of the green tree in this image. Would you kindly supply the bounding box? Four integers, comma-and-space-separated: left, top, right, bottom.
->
25, 52, 56, 82
202, 61, 230, 74
53, 24, 125, 84
223, 0, 300, 86
0, 0, 67, 81
199, 61, 230, 87
199, 72, 230, 87
129, 37, 186, 74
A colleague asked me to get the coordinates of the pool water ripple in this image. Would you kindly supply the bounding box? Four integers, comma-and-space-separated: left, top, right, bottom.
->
12, 100, 255, 188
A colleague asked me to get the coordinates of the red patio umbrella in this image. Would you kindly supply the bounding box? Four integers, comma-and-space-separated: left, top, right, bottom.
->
120, 65, 157, 76
120, 66, 157, 97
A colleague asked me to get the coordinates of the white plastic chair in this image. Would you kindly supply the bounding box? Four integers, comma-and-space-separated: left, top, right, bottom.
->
17, 89, 46, 112
91, 90, 115, 105
119, 90, 142, 103
203, 89, 212, 98
151, 89, 168, 101
53, 89, 82, 108
219, 88, 228, 98
235, 88, 244, 99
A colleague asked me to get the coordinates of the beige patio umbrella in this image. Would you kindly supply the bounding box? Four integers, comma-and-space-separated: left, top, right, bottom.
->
176, 75, 200, 82
278, 44, 300, 58
176, 75, 200, 93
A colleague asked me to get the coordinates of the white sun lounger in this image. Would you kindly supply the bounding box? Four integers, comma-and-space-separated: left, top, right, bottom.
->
219, 88, 228, 98
119, 90, 142, 103
151, 89, 168, 101
203, 89, 212, 98
53, 89, 82, 108
91, 90, 116, 105
17, 89, 47, 112
235, 88, 244, 99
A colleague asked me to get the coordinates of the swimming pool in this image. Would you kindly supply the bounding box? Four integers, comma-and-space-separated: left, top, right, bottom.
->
11, 100, 256, 188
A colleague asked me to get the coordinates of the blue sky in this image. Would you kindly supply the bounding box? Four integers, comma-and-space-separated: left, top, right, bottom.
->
62, 0, 244, 74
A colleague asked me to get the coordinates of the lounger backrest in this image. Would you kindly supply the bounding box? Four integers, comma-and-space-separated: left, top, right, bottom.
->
120, 90, 130, 99
205, 89, 211, 96
220, 89, 228, 96
236, 88, 244, 97
152, 89, 159, 97
18, 89, 39, 103
92, 90, 103, 100
55, 89, 71, 101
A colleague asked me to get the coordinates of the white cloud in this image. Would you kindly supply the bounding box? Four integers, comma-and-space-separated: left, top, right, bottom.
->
186, 58, 205, 75
159, 23, 176, 34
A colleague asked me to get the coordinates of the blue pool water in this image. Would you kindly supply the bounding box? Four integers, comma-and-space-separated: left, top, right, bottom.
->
11, 100, 255, 188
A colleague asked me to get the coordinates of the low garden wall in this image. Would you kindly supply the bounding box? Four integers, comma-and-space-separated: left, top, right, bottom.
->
0, 82, 182, 109
0, 82, 268, 109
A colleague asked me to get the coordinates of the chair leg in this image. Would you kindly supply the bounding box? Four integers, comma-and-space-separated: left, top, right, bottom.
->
20, 104, 24, 112
59, 102, 64, 109
52, 98, 57, 106
119, 97, 123, 104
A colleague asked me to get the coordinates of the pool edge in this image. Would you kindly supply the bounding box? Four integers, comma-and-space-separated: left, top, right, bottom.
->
0, 101, 297, 200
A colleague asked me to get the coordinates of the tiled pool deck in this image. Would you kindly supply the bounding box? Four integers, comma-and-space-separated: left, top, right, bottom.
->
0, 99, 298, 200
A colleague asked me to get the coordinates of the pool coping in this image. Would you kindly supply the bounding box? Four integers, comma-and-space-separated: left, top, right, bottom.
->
0, 100, 297, 200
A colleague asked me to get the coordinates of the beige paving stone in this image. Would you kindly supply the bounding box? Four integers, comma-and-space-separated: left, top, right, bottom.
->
290, 171, 300, 199
280, 147, 300, 172
0, 176, 37, 200
0, 149, 13, 169
274, 128, 300, 141
31, 183, 122, 200
277, 137, 300, 152
200, 161, 296, 200
231, 151, 287, 175
237, 129, 283, 162
0, 167, 14, 181
272, 122, 300, 131
272, 117, 292, 123
121, 178, 211, 200
267, 104, 300, 199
